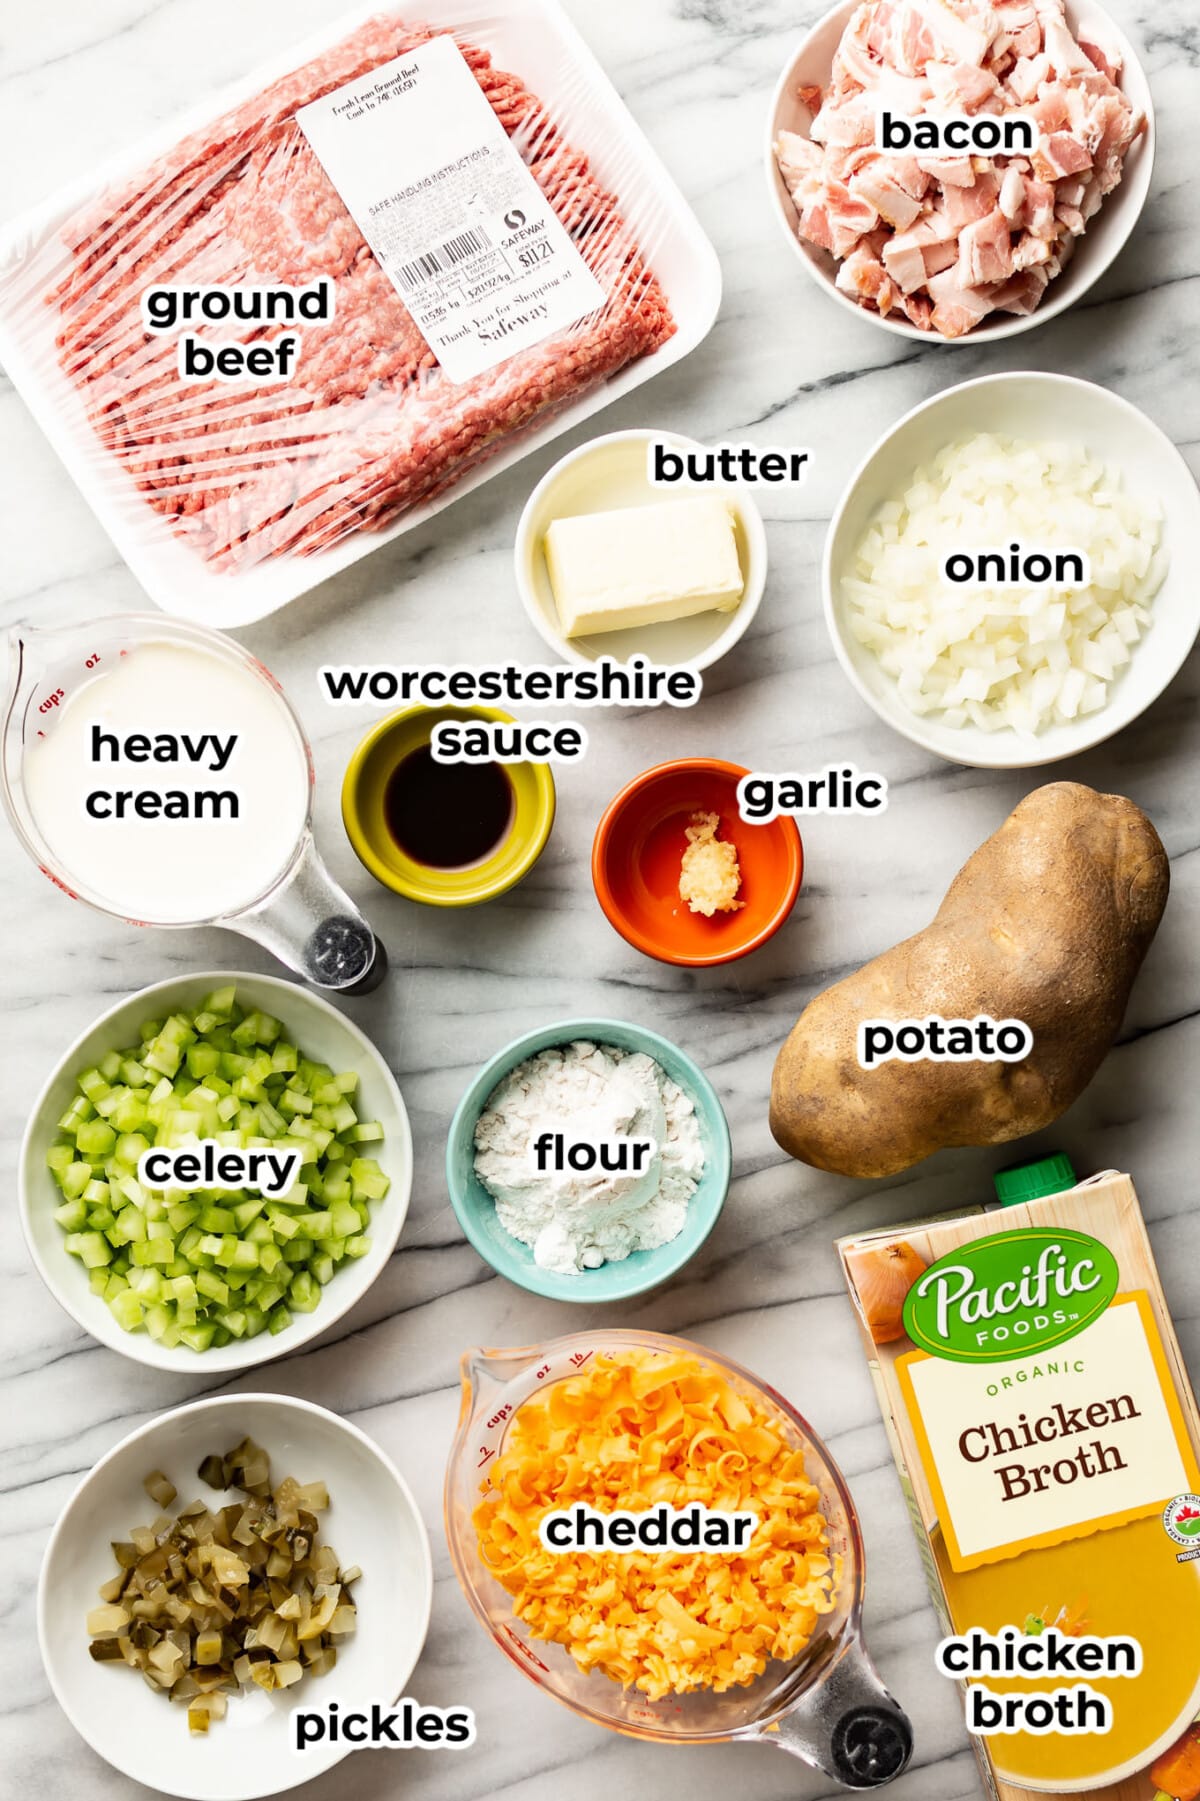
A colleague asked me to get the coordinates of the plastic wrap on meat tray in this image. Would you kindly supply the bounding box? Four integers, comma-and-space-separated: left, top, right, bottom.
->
0, 10, 677, 579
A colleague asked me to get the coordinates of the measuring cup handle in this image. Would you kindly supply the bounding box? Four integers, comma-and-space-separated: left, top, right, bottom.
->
768, 1640, 913, 1790
225, 828, 387, 994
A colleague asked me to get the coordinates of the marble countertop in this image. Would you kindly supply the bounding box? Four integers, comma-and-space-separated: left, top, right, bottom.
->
1, 2, 1198, 1797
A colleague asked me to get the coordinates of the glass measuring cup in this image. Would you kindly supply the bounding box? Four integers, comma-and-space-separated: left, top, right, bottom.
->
445, 1329, 914, 1789
2, 615, 386, 993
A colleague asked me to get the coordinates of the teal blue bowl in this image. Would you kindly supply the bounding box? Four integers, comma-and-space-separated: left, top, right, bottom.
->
446, 1018, 731, 1303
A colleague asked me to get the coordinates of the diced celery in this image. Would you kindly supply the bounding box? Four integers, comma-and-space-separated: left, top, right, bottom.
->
143, 1303, 172, 1341
113, 1205, 147, 1243
76, 1232, 112, 1269
351, 1160, 390, 1202
179, 1322, 216, 1353
46, 984, 386, 1352
111, 1094, 148, 1133
78, 1067, 109, 1102
110, 1289, 145, 1331
114, 1132, 150, 1167
185, 1043, 221, 1079
329, 1201, 361, 1241
288, 1272, 320, 1312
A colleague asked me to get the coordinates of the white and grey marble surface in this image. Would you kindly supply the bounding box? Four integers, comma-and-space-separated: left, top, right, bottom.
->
1, 2, 1198, 1797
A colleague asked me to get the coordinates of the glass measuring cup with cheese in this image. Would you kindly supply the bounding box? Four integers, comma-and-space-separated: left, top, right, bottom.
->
445, 1329, 912, 1790
2, 615, 385, 992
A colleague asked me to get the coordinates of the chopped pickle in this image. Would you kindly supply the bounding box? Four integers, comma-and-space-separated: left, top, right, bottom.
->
84, 1438, 357, 1731
143, 1470, 177, 1507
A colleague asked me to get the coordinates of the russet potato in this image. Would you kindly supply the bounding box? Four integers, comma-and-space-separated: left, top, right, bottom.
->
770, 784, 1169, 1178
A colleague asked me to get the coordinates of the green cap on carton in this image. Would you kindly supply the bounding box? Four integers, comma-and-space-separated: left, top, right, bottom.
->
993, 1153, 1078, 1207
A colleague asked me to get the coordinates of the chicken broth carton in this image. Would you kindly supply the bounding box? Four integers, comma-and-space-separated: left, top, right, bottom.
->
837, 1167, 1200, 1801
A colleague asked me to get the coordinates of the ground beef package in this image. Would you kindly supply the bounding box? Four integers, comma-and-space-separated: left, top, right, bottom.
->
0, 2, 715, 622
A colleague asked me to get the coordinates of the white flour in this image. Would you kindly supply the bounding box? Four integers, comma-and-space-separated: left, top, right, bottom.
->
473, 1040, 705, 1275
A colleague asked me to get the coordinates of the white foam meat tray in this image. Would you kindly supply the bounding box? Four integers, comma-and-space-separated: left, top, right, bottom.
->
0, 0, 722, 628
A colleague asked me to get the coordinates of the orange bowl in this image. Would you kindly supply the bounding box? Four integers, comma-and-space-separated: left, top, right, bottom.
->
592, 759, 803, 967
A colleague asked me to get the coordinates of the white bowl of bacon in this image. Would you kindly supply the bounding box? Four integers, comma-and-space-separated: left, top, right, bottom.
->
766, 0, 1154, 342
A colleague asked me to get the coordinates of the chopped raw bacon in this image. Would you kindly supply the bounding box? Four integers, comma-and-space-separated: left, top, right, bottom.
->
927, 265, 997, 335
1034, 131, 1093, 179
849, 160, 926, 228
957, 209, 1014, 283
836, 242, 902, 314
941, 170, 1001, 229
775, 0, 1145, 337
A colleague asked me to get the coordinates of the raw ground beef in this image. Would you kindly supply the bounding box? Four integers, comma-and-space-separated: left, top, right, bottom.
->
46, 15, 675, 570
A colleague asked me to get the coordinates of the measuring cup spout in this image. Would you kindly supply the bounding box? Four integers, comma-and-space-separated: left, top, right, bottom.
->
457, 1344, 538, 1423
226, 827, 387, 995
766, 1638, 913, 1790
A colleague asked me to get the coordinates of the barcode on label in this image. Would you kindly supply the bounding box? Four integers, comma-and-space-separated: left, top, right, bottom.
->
396, 226, 491, 289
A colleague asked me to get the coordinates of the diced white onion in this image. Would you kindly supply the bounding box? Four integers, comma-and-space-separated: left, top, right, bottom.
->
844, 435, 1167, 737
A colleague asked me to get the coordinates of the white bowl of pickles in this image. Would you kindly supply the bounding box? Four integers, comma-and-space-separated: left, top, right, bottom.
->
39, 1393, 433, 1799
19, 973, 412, 1372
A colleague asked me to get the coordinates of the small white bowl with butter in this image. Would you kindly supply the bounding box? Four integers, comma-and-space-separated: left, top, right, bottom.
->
515, 430, 767, 671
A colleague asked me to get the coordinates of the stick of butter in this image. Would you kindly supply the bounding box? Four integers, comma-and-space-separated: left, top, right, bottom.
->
543, 498, 744, 638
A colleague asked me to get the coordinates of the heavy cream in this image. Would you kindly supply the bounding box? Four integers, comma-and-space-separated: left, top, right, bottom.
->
23, 642, 310, 923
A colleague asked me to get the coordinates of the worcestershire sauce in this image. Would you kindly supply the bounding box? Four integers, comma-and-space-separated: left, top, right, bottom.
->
384, 745, 514, 869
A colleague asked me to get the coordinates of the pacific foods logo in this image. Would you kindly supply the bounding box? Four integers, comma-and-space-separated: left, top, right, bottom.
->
902, 1228, 1119, 1364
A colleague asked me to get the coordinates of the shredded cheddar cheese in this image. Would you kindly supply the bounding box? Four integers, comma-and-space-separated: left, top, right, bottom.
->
471, 1349, 837, 1698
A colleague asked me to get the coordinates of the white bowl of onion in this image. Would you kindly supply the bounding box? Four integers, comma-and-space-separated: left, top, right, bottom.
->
823, 372, 1200, 768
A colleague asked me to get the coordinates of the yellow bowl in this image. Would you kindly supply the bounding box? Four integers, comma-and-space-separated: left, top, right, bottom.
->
341, 706, 556, 907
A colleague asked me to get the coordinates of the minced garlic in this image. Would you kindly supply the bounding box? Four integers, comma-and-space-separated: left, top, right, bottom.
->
679, 811, 744, 918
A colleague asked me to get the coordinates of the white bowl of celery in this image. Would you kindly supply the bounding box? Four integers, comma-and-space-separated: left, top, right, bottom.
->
20, 974, 411, 1371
